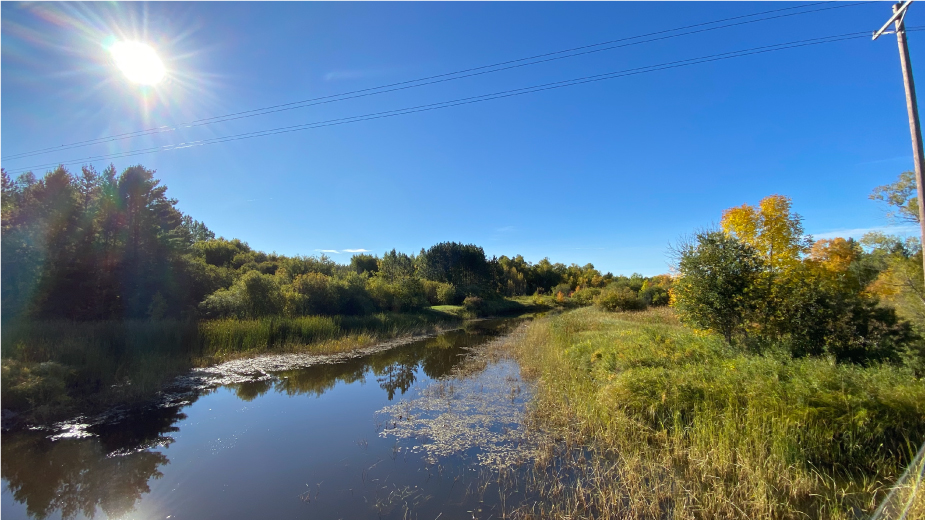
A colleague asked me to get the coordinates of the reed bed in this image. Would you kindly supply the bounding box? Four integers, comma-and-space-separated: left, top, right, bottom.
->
198, 313, 453, 357
508, 307, 925, 519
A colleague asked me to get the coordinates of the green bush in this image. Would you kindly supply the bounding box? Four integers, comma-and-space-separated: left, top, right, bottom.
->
1, 360, 72, 412
551, 283, 572, 297
638, 285, 670, 306
671, 231, 765, 343
199, 271, 284, 318
462, 296, 483, 312
436, 282, 461, 305
285, 272, 334, 315
193, 238, 251, 267
366, 276, 427, 312
571, 287, 601, 305
198, 287, 244, 318
596, 286, 646, 312
423, 280, 459, 306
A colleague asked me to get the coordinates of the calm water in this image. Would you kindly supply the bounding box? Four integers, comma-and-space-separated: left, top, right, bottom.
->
1, 319, 537, 520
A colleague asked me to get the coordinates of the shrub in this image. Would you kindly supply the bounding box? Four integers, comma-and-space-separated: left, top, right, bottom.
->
772, 266, 919, 364
199, 287, 245, 318
284, 273, 333, 316
638, 285, 670, 306
671, 230, 765, 343
366, 276, 427, 312
437, 283, 461, 305
240, 271, 284, 317
194, 238, 250, 267
552, 283, 572, 297
199, 271, 283, 319
571, 287, 601, 305
329, 272, 375, 315
1, 360, 72, 412
462, 296, 483, 312
349, 253, 379, 275
422, 280, 441, 306
422, 280, 459, 306
597, 286, 646, 312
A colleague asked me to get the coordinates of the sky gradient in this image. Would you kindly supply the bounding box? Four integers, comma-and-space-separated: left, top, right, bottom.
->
2, 1, 923, 275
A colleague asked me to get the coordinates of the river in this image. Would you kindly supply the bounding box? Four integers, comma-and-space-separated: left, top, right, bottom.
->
1, 318, 541, 520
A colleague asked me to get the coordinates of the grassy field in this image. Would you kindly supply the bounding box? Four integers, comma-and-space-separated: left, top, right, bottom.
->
1, 311, 461, 423
510, 307, 925, 519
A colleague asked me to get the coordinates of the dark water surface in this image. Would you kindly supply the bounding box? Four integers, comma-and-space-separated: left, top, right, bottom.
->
1, 319, 536, 520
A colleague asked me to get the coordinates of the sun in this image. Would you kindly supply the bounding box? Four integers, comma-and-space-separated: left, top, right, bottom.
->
109, 41, 166, 85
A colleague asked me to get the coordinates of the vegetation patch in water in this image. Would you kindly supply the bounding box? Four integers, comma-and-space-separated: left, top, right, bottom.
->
378, 328, 545, 470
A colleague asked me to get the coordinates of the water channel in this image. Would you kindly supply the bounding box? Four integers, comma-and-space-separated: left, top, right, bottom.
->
1, 318, 541, 520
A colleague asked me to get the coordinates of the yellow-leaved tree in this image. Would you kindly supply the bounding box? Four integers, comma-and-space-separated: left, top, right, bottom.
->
718, 195, 812, 338
720, 194, 810, 271
808, 237, 859, 274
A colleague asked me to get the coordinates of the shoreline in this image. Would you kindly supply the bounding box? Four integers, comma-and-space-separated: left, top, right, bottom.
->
1, 324, 463, 436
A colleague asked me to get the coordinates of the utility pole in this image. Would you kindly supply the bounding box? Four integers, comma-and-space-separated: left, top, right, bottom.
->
874, 1, 925, 279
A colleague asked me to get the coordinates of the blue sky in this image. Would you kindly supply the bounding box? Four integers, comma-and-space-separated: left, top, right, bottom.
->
2, 1, 922, 275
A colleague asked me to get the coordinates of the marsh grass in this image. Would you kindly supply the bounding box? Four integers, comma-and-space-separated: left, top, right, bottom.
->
509, 307, 925, 519
1, 311, 459, 422
198, 313, 453, 357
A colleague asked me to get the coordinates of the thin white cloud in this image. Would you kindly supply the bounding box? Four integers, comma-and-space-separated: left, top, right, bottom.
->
490, 225, 516, 241
342, 249, 370, 253
314, 249, 340, 254
809, 225, 919, 241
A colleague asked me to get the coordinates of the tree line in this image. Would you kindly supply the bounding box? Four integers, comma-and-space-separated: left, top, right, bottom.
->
1, 165, 666, 321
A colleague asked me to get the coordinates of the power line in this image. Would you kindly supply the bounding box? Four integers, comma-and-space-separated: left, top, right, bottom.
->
8, 28, 906, 175
3, 1, 877, 161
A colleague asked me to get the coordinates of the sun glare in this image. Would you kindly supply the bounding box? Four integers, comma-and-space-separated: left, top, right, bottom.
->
109, 41, 165, 85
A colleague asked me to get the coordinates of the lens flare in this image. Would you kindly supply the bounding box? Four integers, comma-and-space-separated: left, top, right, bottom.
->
109, 41, 165, 85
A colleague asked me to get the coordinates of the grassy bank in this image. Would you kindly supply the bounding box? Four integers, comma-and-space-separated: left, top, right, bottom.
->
510, 307, 925, 519
432, 296, 550, 318
1, 311, 460, 424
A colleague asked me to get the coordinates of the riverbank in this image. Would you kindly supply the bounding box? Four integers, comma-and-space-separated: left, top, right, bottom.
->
1, 310, 463, 426
508, 307, 925, 519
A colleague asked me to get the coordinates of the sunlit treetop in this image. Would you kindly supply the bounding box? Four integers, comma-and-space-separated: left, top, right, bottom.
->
720, 194, 810, 271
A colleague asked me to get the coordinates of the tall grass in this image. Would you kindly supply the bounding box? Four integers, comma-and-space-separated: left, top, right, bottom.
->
510, 307, 925, 519
1, 311, 460, 422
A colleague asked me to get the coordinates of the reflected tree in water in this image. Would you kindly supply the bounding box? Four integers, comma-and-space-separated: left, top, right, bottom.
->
1, 403, 190, 519
3, 434, 167, 519
231, 320, 520, 402
232, 379, 275, 401
376, 359, 418, 400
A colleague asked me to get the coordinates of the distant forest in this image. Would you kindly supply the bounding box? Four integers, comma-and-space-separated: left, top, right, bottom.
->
1, 165, 666, 321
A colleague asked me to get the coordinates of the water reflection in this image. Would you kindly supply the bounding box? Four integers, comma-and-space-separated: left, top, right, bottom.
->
229, 322, 510, 403
1, 403, 191, 519
1, 318, 522, 520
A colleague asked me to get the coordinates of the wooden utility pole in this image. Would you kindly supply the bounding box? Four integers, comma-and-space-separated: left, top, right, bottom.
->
875, 1, 925, 278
